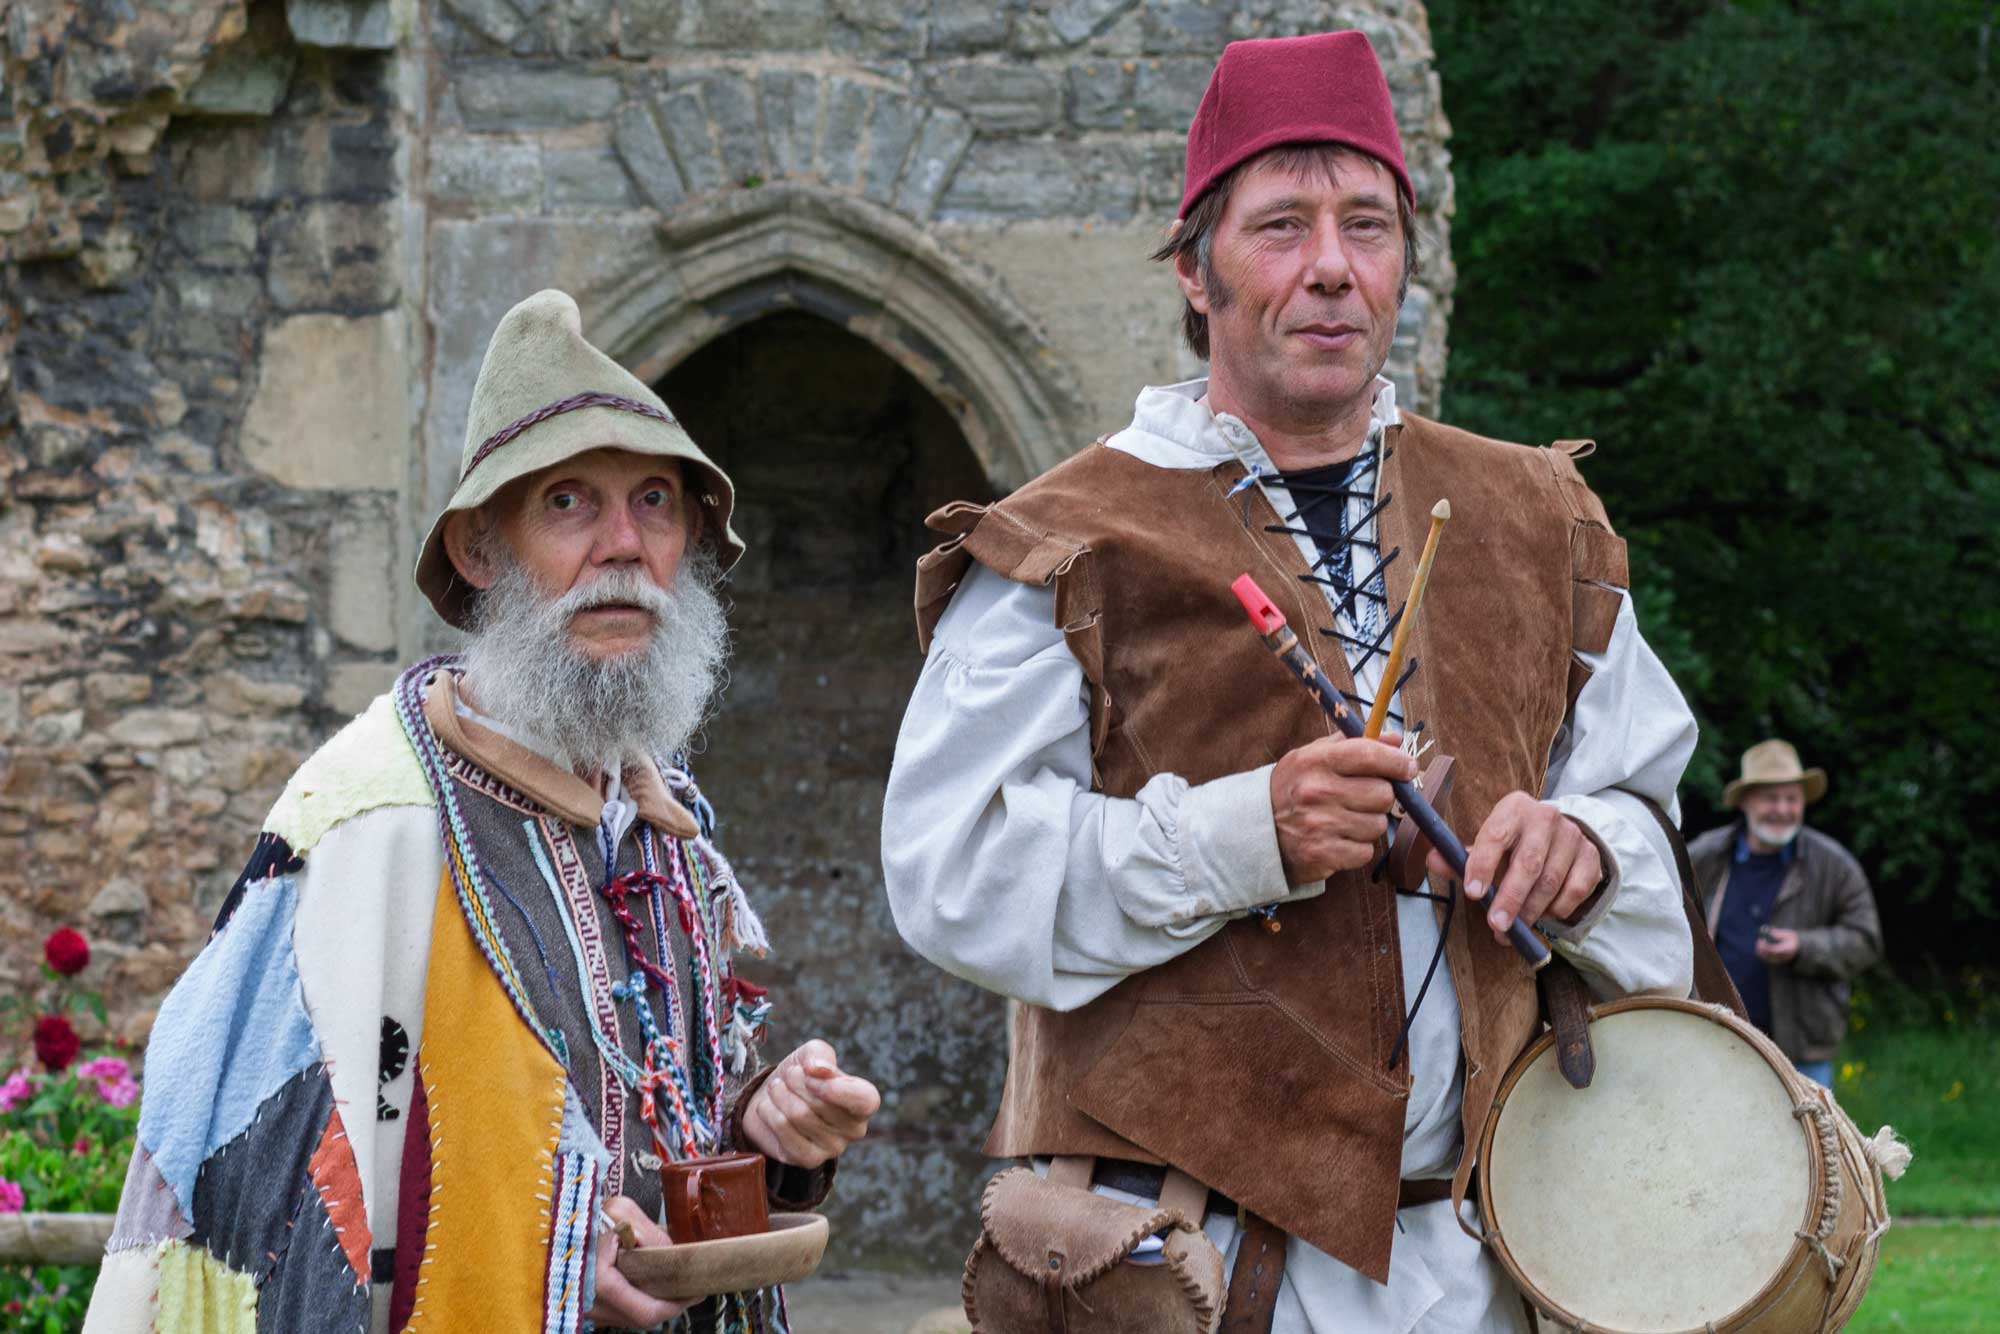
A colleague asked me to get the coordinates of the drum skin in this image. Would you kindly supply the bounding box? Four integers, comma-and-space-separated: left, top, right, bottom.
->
1477, 998, 1887, 1334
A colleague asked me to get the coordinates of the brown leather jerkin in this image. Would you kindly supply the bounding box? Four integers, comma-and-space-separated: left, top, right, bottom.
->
914, 413, 1627, 1284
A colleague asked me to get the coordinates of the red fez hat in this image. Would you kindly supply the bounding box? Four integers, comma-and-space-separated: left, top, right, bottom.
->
1179, 31, 1413, 219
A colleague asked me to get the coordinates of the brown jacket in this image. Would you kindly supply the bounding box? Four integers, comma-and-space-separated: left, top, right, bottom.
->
1690, 822, 1882, 1062
914, 412, 1627, 1281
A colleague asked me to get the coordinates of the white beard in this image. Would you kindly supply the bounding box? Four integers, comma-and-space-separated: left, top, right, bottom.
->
459, 545, 731, 774
1747, 818, 1801, 849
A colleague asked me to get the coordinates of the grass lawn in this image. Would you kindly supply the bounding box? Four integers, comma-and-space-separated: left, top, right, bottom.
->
1847, 1225, 1999, 1332
1836, 1026, 1997, 1331
1835, 1027, 1997, 1218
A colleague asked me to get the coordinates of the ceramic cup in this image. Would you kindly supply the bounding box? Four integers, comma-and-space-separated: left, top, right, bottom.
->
662, 1151, 771, 1242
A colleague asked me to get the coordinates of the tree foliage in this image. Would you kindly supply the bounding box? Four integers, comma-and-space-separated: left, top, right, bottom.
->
1430, 0, 2000, 963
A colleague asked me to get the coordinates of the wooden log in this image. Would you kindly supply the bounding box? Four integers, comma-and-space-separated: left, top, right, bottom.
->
0, 1211, 116, 1265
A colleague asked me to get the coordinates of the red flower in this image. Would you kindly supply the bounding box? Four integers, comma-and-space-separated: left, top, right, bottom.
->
44, 927, 89, 976
33, 1014, 80, 1072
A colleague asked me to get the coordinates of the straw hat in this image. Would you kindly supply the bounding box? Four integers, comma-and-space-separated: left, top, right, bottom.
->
413, 290, 745, 629
1722, 739, 1828, 808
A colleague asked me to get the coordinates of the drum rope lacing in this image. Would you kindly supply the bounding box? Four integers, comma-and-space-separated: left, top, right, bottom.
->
1792, 1097, 1849, 1283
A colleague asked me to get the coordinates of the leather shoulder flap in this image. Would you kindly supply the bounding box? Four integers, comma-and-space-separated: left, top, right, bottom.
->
1543, 444, 1629, 661
912, 501, 1092, 654
913, 474, 1100, 654
914, 507, 980, 655
978, 1167, 1199, 1289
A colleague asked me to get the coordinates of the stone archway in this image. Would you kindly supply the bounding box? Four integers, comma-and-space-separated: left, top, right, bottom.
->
659, 311, 1001, 1271
591, 183, 1088, 493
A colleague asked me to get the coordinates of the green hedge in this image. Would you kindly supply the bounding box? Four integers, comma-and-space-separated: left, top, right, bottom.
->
1430, 0, 2000, 968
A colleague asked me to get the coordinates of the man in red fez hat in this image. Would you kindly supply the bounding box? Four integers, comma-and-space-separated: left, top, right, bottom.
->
885, 30, 1707, 1333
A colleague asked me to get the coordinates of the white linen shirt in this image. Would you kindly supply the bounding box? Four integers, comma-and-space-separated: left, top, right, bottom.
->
881, 378, 1698, 1334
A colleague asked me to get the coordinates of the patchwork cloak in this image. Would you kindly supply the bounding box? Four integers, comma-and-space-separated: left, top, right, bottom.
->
83, 669, 797, 1334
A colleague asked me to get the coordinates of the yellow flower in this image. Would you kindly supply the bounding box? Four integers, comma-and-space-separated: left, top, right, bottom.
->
1942, 1080, 1964, 1103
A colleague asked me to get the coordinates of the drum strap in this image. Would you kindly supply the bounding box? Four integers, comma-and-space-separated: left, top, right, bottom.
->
1535, 795, 1750, 1090
1624, 791, 1750, 1020
1537, 958, 1597, 1089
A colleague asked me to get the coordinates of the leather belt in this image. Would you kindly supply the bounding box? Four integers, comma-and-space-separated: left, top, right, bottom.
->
1222, 1211, 1285, 1334
1090, 1160, 1458, 1334
1092, 1158, 1459, 1216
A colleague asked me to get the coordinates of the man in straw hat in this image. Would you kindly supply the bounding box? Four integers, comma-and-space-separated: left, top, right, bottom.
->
86, 290, 878, 1334
883, 29, 1707, 1333
1690, 740, 1882, 1087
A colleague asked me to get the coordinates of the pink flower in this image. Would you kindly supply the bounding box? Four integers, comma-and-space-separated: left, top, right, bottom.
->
71, 1135, 91, 1155
75, 1057, 129, 1083
0, 1069, 33, 1114
71, 1056, 139, 1107
0, 1179, 23, 1214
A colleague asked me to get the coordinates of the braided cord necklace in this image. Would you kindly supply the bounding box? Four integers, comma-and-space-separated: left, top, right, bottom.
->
674, 841, 729, 1122
393, 657, 564, 1063
636, 829, 691, 1058
519, 796, 724, 1160
600, 868, 713, 1157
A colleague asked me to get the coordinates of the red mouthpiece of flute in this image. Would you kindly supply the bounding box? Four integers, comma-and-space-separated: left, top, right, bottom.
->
1232, 574, 1287, 635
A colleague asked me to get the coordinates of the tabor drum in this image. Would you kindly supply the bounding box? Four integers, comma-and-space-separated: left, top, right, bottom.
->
1477, 997, 1905, 1333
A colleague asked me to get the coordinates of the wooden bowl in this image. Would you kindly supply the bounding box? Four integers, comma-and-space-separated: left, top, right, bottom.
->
617, 1212, 830, 1303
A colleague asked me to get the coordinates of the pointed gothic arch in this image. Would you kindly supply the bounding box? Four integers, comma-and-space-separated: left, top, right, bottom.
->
584, 183, 1086, 493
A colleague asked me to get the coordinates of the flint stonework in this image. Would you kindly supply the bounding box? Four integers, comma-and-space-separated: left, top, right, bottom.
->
759, 69, 821, 179
928, 61, 1066, 134
860, 92, 923, 205
430, 136, 544, 212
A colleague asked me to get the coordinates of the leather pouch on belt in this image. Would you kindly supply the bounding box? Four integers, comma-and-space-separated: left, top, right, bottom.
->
963, 1162, 1226, 1334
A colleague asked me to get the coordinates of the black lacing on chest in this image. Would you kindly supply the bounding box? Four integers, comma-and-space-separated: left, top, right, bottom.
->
1246, 444, 1454, 1074
1265, 446, 1398, 644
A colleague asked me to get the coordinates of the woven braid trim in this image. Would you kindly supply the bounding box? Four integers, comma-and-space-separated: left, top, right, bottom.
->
463, 392, 677, 482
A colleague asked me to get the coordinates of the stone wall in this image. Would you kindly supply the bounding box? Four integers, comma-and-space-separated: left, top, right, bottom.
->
1, 1, 412, 1035
2, 0, 1454, 1274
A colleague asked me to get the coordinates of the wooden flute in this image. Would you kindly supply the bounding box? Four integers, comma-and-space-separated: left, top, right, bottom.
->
1230, 572, 1552, 970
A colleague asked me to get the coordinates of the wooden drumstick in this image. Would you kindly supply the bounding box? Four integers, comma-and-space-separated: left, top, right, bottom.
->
1363, 499, 1451, 740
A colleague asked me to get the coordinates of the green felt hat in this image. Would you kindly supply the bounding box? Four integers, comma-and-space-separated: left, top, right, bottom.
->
414, 289, 744, 629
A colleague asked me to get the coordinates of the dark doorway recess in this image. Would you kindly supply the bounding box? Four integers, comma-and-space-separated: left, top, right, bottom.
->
659, 311, 1003, 1270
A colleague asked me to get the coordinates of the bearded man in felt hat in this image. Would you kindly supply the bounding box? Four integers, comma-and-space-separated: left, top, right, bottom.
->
86, 290, 879, 1334
1690, 740, 1882, 1088
883, 31, 1715, 1333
